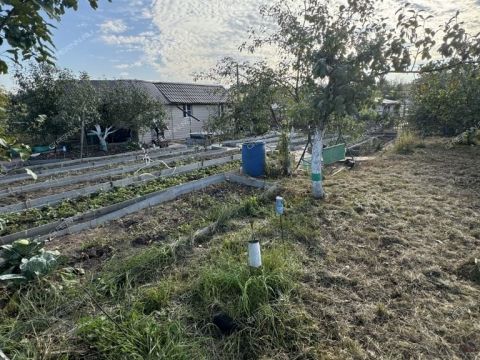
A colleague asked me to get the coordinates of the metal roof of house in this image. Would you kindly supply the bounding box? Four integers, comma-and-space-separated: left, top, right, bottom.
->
90, 80, 227, 105
154, 82, 227, 104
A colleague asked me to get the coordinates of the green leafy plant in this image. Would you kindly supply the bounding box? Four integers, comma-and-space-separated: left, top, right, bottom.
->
0, 239, 59, 283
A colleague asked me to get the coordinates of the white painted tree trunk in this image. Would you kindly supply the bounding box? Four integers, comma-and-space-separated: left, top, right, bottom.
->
311, 126, 325, 199
98, 137, 108, 152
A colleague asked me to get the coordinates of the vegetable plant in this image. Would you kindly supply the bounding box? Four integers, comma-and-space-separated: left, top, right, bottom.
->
0, 239, 59, 283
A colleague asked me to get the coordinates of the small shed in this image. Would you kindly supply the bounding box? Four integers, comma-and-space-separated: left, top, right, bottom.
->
377, 99, 401, 116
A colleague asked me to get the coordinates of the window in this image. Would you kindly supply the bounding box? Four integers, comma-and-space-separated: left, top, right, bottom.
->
182, 104, 192, 117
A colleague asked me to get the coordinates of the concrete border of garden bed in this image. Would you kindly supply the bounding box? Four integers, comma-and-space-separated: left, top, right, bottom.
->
0, 153, 242, 213
0, 147, 206, 185
0, 148, 239, 198
0, 171, 276, 245
17, 144, 189, 171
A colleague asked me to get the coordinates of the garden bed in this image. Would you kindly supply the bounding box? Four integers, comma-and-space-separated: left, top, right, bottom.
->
47, 182, 263, 271
0, 147, 236, 189
0, 161, 240, 236
0, 148, 240, 201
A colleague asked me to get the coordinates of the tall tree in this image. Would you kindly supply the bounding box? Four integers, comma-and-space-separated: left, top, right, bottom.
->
0, 1, 109, 163
199, 58, 290, 138
55, 72, 99, 157
10, 64, 76, 144
245, 0, 480, 198
0, 0, 109, 74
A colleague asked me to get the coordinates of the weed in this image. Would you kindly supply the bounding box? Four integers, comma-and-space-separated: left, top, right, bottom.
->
134, 277, 180, 314
195, 245, 298, 316
393, 130, 425, 154
97, 244, 176, 296
77, 311, 203, 359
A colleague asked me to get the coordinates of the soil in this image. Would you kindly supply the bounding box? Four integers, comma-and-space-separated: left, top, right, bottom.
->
45, 182, 260, 271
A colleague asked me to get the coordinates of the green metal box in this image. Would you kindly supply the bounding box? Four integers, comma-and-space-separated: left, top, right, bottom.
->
301, 143, 346, 170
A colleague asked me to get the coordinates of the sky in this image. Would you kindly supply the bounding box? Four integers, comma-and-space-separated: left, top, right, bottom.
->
2, 0, 480, 90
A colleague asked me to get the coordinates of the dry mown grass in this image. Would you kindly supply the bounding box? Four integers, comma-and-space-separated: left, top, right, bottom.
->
288, 138, 480, 358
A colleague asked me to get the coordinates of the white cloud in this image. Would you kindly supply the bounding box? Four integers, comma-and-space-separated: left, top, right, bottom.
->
114, 61, 144, 69
100, 0, 480, 82
100, 19, 128, 34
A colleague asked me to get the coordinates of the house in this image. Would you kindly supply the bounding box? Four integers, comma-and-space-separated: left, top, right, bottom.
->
377, 99, 402, 117
91, 80, 228, 144
145, 81, 228, 143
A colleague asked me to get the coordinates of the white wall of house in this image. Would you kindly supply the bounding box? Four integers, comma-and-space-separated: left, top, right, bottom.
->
139, 104, 220, 143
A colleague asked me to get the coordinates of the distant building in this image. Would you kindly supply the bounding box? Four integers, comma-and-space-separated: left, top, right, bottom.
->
377, 99, 402, 116
91, 80, 228, 143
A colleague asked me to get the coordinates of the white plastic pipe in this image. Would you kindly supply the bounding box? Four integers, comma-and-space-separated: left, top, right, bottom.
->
275, 196, 284, 215
248, 240, 262, 268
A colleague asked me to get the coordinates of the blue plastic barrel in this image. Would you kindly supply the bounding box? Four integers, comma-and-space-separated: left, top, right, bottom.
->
242, 142, 266, 177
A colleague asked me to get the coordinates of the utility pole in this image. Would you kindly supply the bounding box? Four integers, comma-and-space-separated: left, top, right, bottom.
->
80, 117, 85, 160
236, 63, 240, 92
235, 62, 240, 136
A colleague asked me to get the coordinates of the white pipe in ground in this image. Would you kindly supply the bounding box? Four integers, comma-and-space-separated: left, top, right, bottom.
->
248, 240, 262, 268
275, 196, 284, 215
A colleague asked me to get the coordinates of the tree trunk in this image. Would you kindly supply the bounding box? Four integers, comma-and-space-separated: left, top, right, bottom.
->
311, 126, 325, 199
99, 137, 108, 152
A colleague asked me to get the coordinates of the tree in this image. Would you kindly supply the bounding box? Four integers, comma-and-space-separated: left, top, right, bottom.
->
410, 66, 480, 135
245, 0, 480, 198
95, 81, 166, 151
55, 72, 99, 157
88, 124, 116, 152
0, 0, 108, 74
199, 58, 290, 138
10, 64, 84, 144
0, 0, 108, 163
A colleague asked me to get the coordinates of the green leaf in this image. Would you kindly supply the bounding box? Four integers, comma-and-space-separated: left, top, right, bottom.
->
19, 250, 59, 279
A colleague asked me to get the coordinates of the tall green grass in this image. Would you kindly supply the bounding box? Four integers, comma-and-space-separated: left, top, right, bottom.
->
77, 311, 203, 360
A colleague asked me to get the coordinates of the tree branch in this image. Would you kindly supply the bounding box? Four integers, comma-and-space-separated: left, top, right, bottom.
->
380, 60, 480, 76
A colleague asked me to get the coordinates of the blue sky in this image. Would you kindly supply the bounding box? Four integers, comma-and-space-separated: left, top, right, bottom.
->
2, 0, 480, 90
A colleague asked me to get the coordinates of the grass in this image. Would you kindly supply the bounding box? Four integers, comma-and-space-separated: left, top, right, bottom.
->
393, 129, 425, 154
1, 138, 479, 359
77, 312, 200, 360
